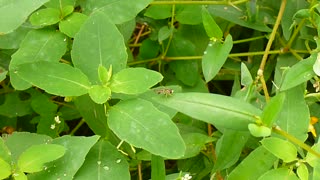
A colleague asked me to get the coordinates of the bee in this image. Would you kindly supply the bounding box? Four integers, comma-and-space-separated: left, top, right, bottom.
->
154, 88, 174, 97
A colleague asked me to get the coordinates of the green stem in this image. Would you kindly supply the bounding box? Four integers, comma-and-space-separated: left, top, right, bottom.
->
233, 36, 266, 44
273, 126, 320, 159
286, 19, 306, 49
69, 119, 85, 135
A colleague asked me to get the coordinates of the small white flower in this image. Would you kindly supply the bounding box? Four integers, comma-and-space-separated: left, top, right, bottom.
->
54, 116, 61, 124
50, 124, 55, 129
182, 173, 192, 180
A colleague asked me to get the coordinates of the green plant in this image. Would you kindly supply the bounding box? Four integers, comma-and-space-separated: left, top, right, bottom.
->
1, 0, 320, 179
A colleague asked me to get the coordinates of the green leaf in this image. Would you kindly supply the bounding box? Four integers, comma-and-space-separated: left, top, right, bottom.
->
28, 135, 100, 179
208, 5, 272, 32
29, 8, 61, 26
15, 61, 91, 97
31, 94, 58, 115
306, 143, 320, 167
9, 29, 67, 90
0, 0, 49, 34
313, 53, 320, 76
45, 0, 75, 9
261, 93, 285, 127
280, 54, 316, 91
18, 144, 66, 173
202, 7, 223, 39
98, 64, 111, 85
151, 155, 166, 180
248, 124, 271, 137
74, 95, 108, 137
144, 5, 172, 19
241, 62, 253, 86
88, 85, 111, 104
202, 34, 233, 82
59, 12, 88, 38
297, 163, 308, 180
61, 5, 74, 18
153, 93, 261, 130
4, 132, 52, 162
0, 91, 33, 118
214, 130, 249, 171
74, 140, 130, 179
261, 137, 297, 162
0, 138, 11, 163
110, 68, 163, 94
71, 11, 127, 84
276, 85, 309, 141
176, 5, 202, 25
12, 170, 27, 180
257, 168, 299, 180
84, 0, 153, 24
0, 158, 11, 179
0, 26, 30, 49
108, 98, 186, 159
158, 26, 174, 42
228, 146, 277, 180
181, 133, 213, 159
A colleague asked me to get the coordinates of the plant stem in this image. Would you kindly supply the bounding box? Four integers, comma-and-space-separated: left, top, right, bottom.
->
273, 126, 320, 159
257, 0, 287, 102
69, 119, 85, 135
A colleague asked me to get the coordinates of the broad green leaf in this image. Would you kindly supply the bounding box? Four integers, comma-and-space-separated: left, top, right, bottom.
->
0, 138, 11, 163
61, 5, 74, 18
261, 137, 297, 162
9, 29, 67, 90
213, 130, 249, 171
258, 168, 299, 180
75, 95, 108, 137
12, 170, 27, 180
0, 0, 49, 34
313, 53, 320, 76
0, 67, 7, 82
144, 5, 172, 19
202, 7, 223, 39
110, 68, 163, 94
208, 5, 272, 32
202, 34, 233, 82
4, 132, 52, 162
153, 93, 261, 130
0, 158, 11, 179
0, 26, 30, 49
88, 85, 111, 104
276, 85, 309, 141
228, 146, 277, 180
45, 0, 75, 9
151, 155, 166, 180
84, 0, 152, 24
261, 93, 285, 127
0, 91, 33, 118
71, 11, 127, 84
167, 35, 199, 86
138, 39, 160, 59
36, 114, 63, 138
313, 164, 320, 180
306, 143, 320, 167
108, 98, 186, 159
59, 12, 88, 38
181, 133, 214, 159
18, 144, 66, 173
176, 5, 202, 25
158, 26, 173, 42
297, 163, 308, 180
74, 140, 130, 179
280, 54, 316, 91
248, 124, 271, 137
31, 94, 58, 115
241, 62, 253, 86
28, 135, 100, 179
15, 61, 91, 96
29, 8, 61, 26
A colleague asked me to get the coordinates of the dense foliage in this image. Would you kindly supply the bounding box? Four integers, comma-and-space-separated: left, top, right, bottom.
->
1, 0, 320, 179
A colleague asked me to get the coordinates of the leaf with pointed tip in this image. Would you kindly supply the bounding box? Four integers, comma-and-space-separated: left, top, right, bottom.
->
71, 11, 127, 84
15, 61, 90, 96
